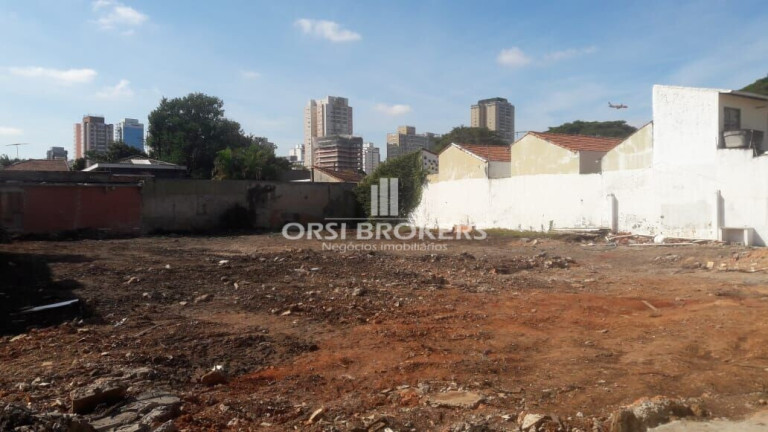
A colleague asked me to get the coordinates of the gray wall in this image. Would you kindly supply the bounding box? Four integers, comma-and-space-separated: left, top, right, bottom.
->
141, 179, 361, 232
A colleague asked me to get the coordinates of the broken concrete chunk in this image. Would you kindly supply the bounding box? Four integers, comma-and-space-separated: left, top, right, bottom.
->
520, 413, 549, 431
70, 379, 127, 414
428, 391, 484, 409
608, 396, 696, 432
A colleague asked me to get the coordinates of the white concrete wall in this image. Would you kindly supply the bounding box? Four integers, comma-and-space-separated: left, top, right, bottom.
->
412, 86, 768, 245
489, 161, 511, 178
412, 149, 768, 245
653, 85, 721, 168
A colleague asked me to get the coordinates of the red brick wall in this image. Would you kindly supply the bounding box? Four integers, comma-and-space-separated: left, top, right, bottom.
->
20, 185, 141, 234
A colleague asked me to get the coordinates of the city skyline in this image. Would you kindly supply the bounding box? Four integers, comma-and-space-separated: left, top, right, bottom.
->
1, 0, 767, 159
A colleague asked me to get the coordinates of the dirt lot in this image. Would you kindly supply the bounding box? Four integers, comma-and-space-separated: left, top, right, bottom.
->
3, 232, 768, 431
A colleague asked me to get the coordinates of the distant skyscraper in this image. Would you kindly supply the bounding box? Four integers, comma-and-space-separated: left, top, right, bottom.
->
386, 126, 438, 160
362, 142, 380, 174
312, 135, 362, 172
303, 96, 353, 167
46, 146, 68, 160
114, 118, 145, 151
470, 97, 515, 142
74, 116, 114, 159
288, 144, 304, 165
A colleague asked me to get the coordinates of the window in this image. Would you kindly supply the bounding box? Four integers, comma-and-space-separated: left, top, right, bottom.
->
724, 107, 741, 131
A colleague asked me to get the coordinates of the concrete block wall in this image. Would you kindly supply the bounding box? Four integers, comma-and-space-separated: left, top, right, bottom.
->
141, 179, 360, 232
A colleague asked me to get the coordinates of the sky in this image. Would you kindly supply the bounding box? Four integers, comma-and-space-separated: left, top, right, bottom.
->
1, 0, 767, 160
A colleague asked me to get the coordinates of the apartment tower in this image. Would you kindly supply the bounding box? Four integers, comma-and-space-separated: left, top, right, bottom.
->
386, 126, 438, 160
74, 116, 114, 159
303, 96, 353, 167
470, 97, 515, 142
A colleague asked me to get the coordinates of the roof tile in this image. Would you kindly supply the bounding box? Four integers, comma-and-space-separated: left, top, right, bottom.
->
455, 143, 511, 162
4, 159, 70, 172
528, 132, 623, 152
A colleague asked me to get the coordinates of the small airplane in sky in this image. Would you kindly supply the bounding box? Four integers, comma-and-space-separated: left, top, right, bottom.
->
608, 102, 628, 109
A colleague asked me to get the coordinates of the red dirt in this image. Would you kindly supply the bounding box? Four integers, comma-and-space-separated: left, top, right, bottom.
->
2, 234, 768, 430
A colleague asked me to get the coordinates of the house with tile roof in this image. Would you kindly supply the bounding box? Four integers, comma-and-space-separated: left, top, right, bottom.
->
602, 122, 654, 171
510, 132, 623, 175
311, 166, 365, 183
437, 143, 511, 181
3, 159, 70, 172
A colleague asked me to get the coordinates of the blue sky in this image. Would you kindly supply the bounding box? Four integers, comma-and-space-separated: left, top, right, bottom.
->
1, 0, 767, 160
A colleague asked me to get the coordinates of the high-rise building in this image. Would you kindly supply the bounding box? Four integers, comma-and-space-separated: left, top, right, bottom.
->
362, 142, 380, 174
470, 97, 515, 142
288, 144, 304, 165
74, 116, 114, 159
386, 126, 438, 160
114, 118, 145, 151
46, 146, 68, 160
303, 96, 353, 167
312, 135, 362, 172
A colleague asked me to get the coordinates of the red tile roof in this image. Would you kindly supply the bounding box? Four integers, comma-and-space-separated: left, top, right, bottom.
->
528, 132, 622, 152
4, 159, 70, 172
313, 166, 364, 183
455, 143, 511, 162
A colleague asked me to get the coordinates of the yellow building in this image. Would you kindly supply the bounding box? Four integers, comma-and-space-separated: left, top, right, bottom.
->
510, 132, 622, 176
602, 123, 654, 171
437, 143, 511, 182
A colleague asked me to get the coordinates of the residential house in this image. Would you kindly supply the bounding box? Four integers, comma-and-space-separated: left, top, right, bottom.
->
437, 143, 511, 181
602, 123, 654, 171
510, 132, 622, 176
83, 157, 187, 178
311, 166, 364, 184
4, 159, 70, 172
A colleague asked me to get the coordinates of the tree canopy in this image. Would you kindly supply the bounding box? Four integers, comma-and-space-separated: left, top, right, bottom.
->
212, 137, 290, 180
147, 93, 251, 178
356, 151, 427, 219
72, 158, 86, 171
741, 75, 768, 96
0, 154, 18, 168
432, 126, 508, 153
546, 120, 637, 138
86, 141, 147, 163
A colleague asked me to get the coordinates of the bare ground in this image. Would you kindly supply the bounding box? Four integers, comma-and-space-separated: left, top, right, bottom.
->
2, 233, 768, 431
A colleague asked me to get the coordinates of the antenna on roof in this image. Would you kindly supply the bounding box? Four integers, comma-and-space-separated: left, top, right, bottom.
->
5, 143, 29, 159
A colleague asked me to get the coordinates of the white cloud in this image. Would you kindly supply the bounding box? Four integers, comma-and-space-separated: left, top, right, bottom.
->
96, 79, 134, 99
8, 67, 97, 84
93, 0, 147, 31
496, 47, 531, 69
241, 70, 261, 79
0, 127, 23, 136
294, 18, 361, 42
374, 103, 412, 116
92, 0, 113, 10
544, 46, 597, 62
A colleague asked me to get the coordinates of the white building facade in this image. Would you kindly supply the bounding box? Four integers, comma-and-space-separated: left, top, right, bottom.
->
413, 85, 768, 246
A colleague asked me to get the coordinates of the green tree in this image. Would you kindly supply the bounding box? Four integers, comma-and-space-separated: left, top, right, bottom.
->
72, 158, 86, 171
86, 141, 147, 163
146, 93, 250, 178
356, 152, 427, 219
212, 136, 290, 180
741, 74, 768, 96
546, 120, 636, 138
432, 126, 508, 153
0, 154, 13, 168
